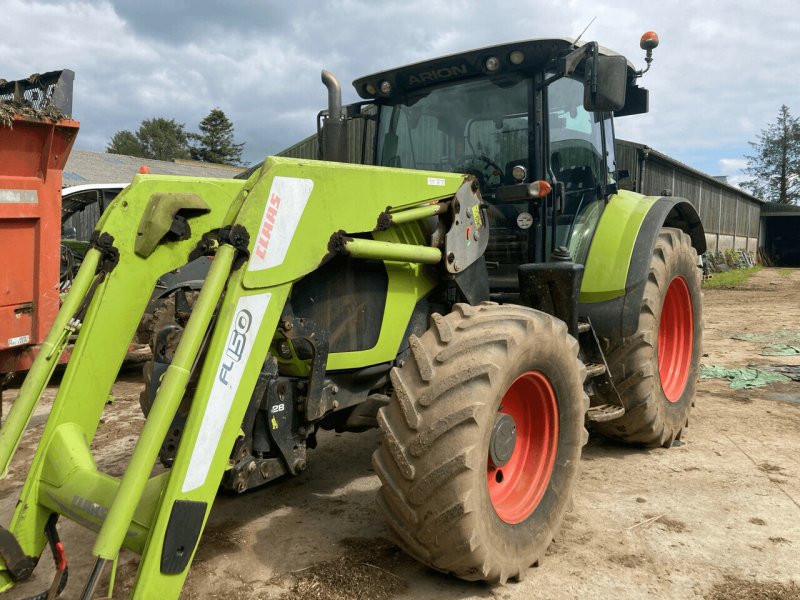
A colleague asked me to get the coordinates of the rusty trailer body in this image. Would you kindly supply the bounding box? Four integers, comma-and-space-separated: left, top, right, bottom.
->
0, 71, 79, 373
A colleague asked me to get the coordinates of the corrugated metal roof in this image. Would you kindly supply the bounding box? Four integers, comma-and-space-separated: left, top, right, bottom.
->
62, 150, 246, 186
762, 202, 800, 216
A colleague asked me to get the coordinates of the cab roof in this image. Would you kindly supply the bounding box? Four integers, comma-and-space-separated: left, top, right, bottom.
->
353, 38, 636, 100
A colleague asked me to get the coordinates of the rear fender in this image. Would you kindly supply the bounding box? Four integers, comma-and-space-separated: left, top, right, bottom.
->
579, 191, 704, 338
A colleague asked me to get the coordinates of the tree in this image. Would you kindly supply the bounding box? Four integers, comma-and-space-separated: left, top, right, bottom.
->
741, 105, 800, 204
136, 118, 191, 161
189, 108, 245, 165
107, 117, 191, 161
106, 130, 144, 156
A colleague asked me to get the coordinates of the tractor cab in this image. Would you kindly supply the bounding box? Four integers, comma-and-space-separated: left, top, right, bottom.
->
322, 37, 654, 288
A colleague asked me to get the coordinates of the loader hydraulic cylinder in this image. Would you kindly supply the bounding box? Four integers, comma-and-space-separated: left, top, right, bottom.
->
344, 237, 442, 264
91, 243, 237, 562
0, 249, 100, 478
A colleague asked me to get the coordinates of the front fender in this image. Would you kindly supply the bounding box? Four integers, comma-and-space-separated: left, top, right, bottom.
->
579, 190, 704, 338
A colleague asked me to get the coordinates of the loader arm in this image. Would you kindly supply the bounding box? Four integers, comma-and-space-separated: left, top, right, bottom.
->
0, 157, 466, 598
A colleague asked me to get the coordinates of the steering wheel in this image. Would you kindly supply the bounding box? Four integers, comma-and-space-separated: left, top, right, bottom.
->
455, 154, 504, 188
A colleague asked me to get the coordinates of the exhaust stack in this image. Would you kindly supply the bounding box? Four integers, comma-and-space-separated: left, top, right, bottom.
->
320, 70, 347, 162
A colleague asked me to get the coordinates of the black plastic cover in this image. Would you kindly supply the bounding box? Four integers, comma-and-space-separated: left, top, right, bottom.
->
160, 501, 207, 574
518, 260, 584, 336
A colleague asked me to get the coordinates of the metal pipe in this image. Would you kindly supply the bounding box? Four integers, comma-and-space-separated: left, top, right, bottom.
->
386, 203, 448, 226
80, 557, 108, 600
92, 244, 236, 561
0, 249, 101, 477
320, 70, 346, 162
344, 237, 442, 264
321, 70, 342, 122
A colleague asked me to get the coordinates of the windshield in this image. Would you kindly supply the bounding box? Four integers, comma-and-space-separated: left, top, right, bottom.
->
376, 76, 530, 192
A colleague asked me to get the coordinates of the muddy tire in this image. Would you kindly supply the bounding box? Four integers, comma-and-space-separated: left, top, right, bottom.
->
373, 302, 588, 583
139, 290, 199, 415
140, 295, 183, 416
594, 227, 703, 447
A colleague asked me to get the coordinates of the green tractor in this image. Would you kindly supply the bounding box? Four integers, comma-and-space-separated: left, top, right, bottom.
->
0, 32, 703, 598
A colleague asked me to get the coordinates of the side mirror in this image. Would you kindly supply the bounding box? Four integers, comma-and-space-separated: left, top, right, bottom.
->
583, 54, 627, 112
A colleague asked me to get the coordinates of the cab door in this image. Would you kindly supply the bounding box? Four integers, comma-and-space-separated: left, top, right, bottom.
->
547, 76, 615, 265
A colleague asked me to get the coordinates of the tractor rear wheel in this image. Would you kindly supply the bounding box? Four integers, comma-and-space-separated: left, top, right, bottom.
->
373, 302, 588, 583
594, 227, 703, 447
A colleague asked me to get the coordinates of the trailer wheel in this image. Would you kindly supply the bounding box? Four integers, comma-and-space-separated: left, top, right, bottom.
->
595, 227, 703, 447
373, 302, 588, 583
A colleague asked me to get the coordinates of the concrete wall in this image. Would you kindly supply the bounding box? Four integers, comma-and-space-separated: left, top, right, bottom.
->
717, 235, 735, 251
704, 233, 757, 254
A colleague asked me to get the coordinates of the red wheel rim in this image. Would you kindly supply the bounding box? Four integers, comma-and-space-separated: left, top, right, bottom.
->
658, 276, 694, 402
487, 371, 558, 524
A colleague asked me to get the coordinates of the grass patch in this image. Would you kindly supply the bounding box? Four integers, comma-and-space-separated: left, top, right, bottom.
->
703, 265, 762, 288
778, 268, 792, 277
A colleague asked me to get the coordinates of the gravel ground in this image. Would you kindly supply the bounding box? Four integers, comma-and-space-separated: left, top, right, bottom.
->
1, 267, 798, 599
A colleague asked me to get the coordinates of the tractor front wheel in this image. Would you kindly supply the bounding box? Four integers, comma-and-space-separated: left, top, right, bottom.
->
594, 227, 703, 447
373, 302, 588, 583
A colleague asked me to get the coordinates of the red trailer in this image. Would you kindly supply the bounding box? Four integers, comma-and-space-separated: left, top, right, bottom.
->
0, 71, 79, 376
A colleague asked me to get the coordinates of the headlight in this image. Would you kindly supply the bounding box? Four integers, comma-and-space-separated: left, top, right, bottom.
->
485, 56, 500, 72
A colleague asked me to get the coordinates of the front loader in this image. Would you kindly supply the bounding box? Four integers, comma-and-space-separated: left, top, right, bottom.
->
0, 33, 704, 598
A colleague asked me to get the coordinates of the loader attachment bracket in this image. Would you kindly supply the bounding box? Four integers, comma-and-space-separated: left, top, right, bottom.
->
135, 192, 211, 258
444, 179, 489, 274
280, 315, 330, 422
187, 224, 251, 269
87, 231, 119, 273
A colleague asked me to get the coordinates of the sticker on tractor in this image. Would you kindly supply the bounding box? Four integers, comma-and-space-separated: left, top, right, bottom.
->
7, 335, 30, 347
517, 212, 533, 230
427, 177, 446, 187
471, 203, 483, 229
248, 176, 314, 272
182, 292, 272, 493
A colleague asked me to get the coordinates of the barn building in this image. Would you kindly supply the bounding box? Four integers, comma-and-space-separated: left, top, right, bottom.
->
760, 202, 800, 266
614, 140, 763, 256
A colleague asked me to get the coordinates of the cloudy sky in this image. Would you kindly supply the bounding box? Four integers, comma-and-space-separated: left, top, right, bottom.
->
3, 0, 798, 187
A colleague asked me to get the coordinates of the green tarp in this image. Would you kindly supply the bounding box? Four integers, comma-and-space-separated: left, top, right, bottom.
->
731, 331, 800, 356
700, 364, 791, 389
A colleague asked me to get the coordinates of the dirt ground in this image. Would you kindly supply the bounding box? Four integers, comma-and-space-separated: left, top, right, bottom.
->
2, 267, 799, 599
